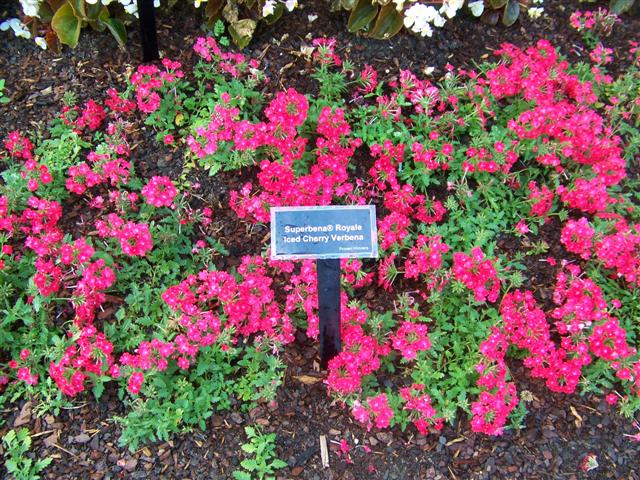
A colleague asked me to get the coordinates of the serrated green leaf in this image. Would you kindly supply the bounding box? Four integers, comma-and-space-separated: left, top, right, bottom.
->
347, 0, 378, 32
52, 2, 82, 48
271, 458, 288, 468
241, 443, 256, 453
240, 458, 258, 471
232, 471, 252, 480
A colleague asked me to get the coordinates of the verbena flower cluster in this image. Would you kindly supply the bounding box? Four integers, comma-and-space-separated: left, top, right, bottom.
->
1, 31, 639, 447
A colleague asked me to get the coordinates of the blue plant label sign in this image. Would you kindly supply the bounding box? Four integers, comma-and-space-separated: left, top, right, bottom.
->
271, 205, 378, 260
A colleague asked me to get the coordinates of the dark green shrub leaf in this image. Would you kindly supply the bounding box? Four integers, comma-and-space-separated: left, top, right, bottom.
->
609, 0, 635, 13
489, 0, 508, 8
205, 0, 226, 22
86, 1, 103, 20
51, 1, 81, 48
99, 15, 127, 46
229, 19, 256, 49
70, 0, 87, 18
481, 9, 500, 25
369, 3, 404, 39
347, 0, 378, 33
502, 0, 520, 26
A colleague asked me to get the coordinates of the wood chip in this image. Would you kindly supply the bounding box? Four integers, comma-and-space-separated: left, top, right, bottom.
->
570, 405, 583, 427
14, 401, 32, 427
446, 436, 465, 447
43, 431, 60, 448
320, 435, 329, 469
293, 375, 323, 385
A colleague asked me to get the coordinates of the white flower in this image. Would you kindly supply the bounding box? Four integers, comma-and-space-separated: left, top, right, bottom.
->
440, 0, 464, 19
194, 0, 207, 7
124, 3, 138, 15
85, 0, 99, 4
404, 4, 437, 37
468, 0, 484, 17
0, 18, 31, 39
393, 0, 405, 12
34, 36, 47, 49
154, 0, 160, 8
308, 14, 318, 22
284, 0, 297, 12
262, 0, 276, 17
19, 0, 40, 18
528, 7, 543, 19
433, 12, 446, 27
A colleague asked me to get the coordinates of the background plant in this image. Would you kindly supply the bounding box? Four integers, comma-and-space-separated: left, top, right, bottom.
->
1, 428, 52, 480
232, 425, 287, 480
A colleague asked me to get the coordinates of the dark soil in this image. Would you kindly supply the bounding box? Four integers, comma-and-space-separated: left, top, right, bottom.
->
1, 1, 640, 479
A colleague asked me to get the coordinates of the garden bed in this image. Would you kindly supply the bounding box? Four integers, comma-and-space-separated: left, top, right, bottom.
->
1, 1, 640, 479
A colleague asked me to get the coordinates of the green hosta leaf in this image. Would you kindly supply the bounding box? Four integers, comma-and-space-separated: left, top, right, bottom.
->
71, 0, 87, 18
38, 2, 55, 22
369, 3, 403, 39
609, 0, 635, 13
347, 0, 378, 33
489, 0, 507, 8
228, 19, 256, 49
99, 11, 127, 46
502, 0, 520, 26
52, 2, 82, 48
341, 0, 358, 9
86, 1, 102, 20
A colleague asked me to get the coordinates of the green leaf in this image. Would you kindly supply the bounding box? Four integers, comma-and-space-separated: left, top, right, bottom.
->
93, 251, 114, 266
92, 379, 106, 399
232, 471, 252, 480
240, 458, 258, 471
271, 458, 288, 468
341, 0, 358, 9
368, 3, 403, 39
347, 0, 378, 33
99, 12, 127, 46
489, 0, 507, 8
52, 1, 82, 48
502, 0, 520, 26
70, 0, 87, 18
228, 19, 256, 49
86, 1, 102, 20
241, 443, 256, 453
5, 459, 18, 473
609, 0, 635, 13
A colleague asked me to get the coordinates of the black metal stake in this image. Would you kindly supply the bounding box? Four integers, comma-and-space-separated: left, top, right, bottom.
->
137, 0, 159, 62
317, 258, 341, 369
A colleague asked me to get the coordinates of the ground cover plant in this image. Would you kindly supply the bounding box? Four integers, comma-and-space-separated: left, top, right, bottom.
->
1, 6, 640, 478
